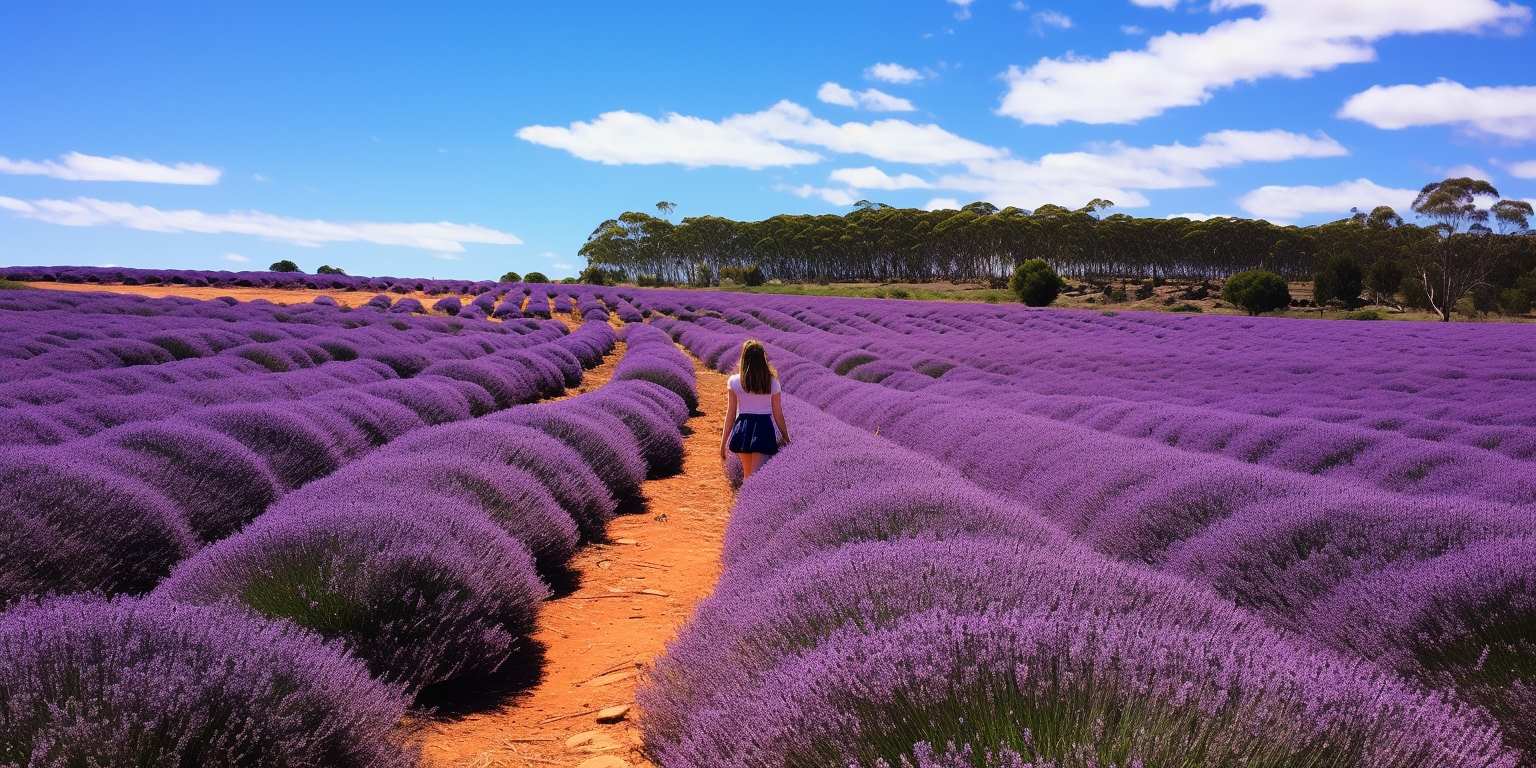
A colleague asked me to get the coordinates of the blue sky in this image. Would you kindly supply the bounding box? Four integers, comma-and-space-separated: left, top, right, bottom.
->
2, 0, 1534, 280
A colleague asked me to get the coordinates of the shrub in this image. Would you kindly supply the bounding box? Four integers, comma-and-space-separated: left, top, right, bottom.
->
421, 359, 537, 409
0, 450, 195, 605
1009, 259, 1062, 307
656, 608, 1513, 767
1223, 270, 1290, 315
1313, 254, 1363, 307
1134, 280, 1156, 300
566, 395, 684, 478
523, 271, 549, 283
0, 596, 417, 768
269, 260, 301, 273
156, 498, 548, 689
497, 408, 646, 499
499, 271, 521, 283
432, 296, 463, 316
721, 264, 766, 287
185, 404, 344, 489
1498, 288, 1531, 316
84, 422, 281, 541
1344, 309, 1384, 321
299, 455, 579, 577
1167, 302, 1204, 313
390, 422, 617, 541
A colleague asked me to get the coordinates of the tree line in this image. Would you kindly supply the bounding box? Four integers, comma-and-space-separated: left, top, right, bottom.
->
579, 180, 1536, 320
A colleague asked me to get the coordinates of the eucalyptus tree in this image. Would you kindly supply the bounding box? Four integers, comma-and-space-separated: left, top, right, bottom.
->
1409, 178, 1505, 321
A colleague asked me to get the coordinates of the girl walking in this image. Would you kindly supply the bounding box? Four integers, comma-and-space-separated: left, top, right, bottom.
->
720, 340, 790, 481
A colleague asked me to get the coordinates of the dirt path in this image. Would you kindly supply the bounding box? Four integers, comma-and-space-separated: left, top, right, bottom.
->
418, 339, 732, 768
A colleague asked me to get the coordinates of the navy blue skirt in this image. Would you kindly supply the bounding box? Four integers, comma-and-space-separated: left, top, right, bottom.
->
728, 413, 779, 455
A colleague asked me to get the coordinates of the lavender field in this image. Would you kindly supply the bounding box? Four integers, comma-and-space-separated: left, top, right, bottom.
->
0, 268, 1532, 766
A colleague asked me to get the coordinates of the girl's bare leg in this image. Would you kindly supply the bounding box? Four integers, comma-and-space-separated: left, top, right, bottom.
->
738, 452, 761, 479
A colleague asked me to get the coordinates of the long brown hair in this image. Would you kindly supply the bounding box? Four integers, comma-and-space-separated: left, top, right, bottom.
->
738, 340, 775, 394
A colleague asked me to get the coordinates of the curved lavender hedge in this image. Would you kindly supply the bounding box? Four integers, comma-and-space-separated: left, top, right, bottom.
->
155, 498, 549, 688
640, 397, 1515, 765
0, 596, 416, 768
648, 289, 1536, 754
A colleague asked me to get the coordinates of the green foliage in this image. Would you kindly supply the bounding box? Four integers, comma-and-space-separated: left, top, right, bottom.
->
579, 265, 623, 285
1400, 275, 1433, 310
1134, 281, 1155, 300
1010, 259, 1063, 307
1498, 288, 1531, 316
1313, 254, 1363, 307
1166, 302, 1203, 313
1365, 258, 1403, 305
522, 271, 549, 284
1343, 309, 1384, 321
559, 277, 578, 284
499, 271, 521, 283
1222, 270, 1290, 316
636, 274, 663, 287
720, 264, 766, 286
269, 260, 301, 273
886, 287, 910, 300
0, 278, 29, 290
315, 264, 346, 276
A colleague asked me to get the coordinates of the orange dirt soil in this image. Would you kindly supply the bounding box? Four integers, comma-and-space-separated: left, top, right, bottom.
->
34, 282, 734, 768
25, 281, 460, 309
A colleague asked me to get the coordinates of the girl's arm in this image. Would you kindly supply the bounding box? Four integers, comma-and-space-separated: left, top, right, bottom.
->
771, 392, 790, 446
720, 389, 738, 460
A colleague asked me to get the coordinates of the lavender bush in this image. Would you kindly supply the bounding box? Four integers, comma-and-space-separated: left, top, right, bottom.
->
0, 596, 417, 768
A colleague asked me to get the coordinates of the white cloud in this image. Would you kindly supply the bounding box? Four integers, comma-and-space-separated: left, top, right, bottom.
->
934, 129, 1346, 210
0, 151, 221, 185
431, 253, 463, 261
1032, 10, 1073, 33
818, 82, 916, 112
522, 101, 1000, 168
948, 0, 974, 20
829, 166, 933, 190
1509, 160, 1536, 179
516, 110, 822, 169
1339, 80, 1536, 140
999, 0, 1530, 125
1131, 0, 1179, 8
252, 173, 269, 183
1122, 25, 1147, 35
1442, 163, 1495, 182
223, 252, 250, 263
779, 184, 861, 206
817, 82, 858, 107
1166, 212, 1227, 220
865, 62, 924, 84
0, 196, 522, 253
924, 197, 963, 211
1237, 178, 1419, 222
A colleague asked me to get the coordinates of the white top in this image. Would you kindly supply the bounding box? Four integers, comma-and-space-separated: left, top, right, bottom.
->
727, 374, 780, 415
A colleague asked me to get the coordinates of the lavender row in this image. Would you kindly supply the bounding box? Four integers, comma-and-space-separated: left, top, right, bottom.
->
686, 312, 1536, 504
639, 395, 1515, 766
642, 290, 1536, 456
660, 318, 1536, 753
0, 315, 617, 606
0, 323, 698, 765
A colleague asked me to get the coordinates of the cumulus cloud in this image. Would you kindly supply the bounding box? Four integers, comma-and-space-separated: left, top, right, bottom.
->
0, 151, 221, 185
998, 0, 1529, 125
818, 82, 916, 112
521, 101, 1000, 168
779, 184, 861, 206
1442, 163, 1495, 182
1237, 178, 1419, 222
829, 166, 933, 190
223, 252, 250, 263
865, 62, 924, 84
934, 129, 1346, 210
947, 0, 974, 20
1509, 160, 1536, 179
924, 197, 963, 211
1131, 0, 1180, 7
1166, 212, 1228, 220
0, 196, 522, 253
516, 110, 822, 169
1339, 80, 1536, 140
